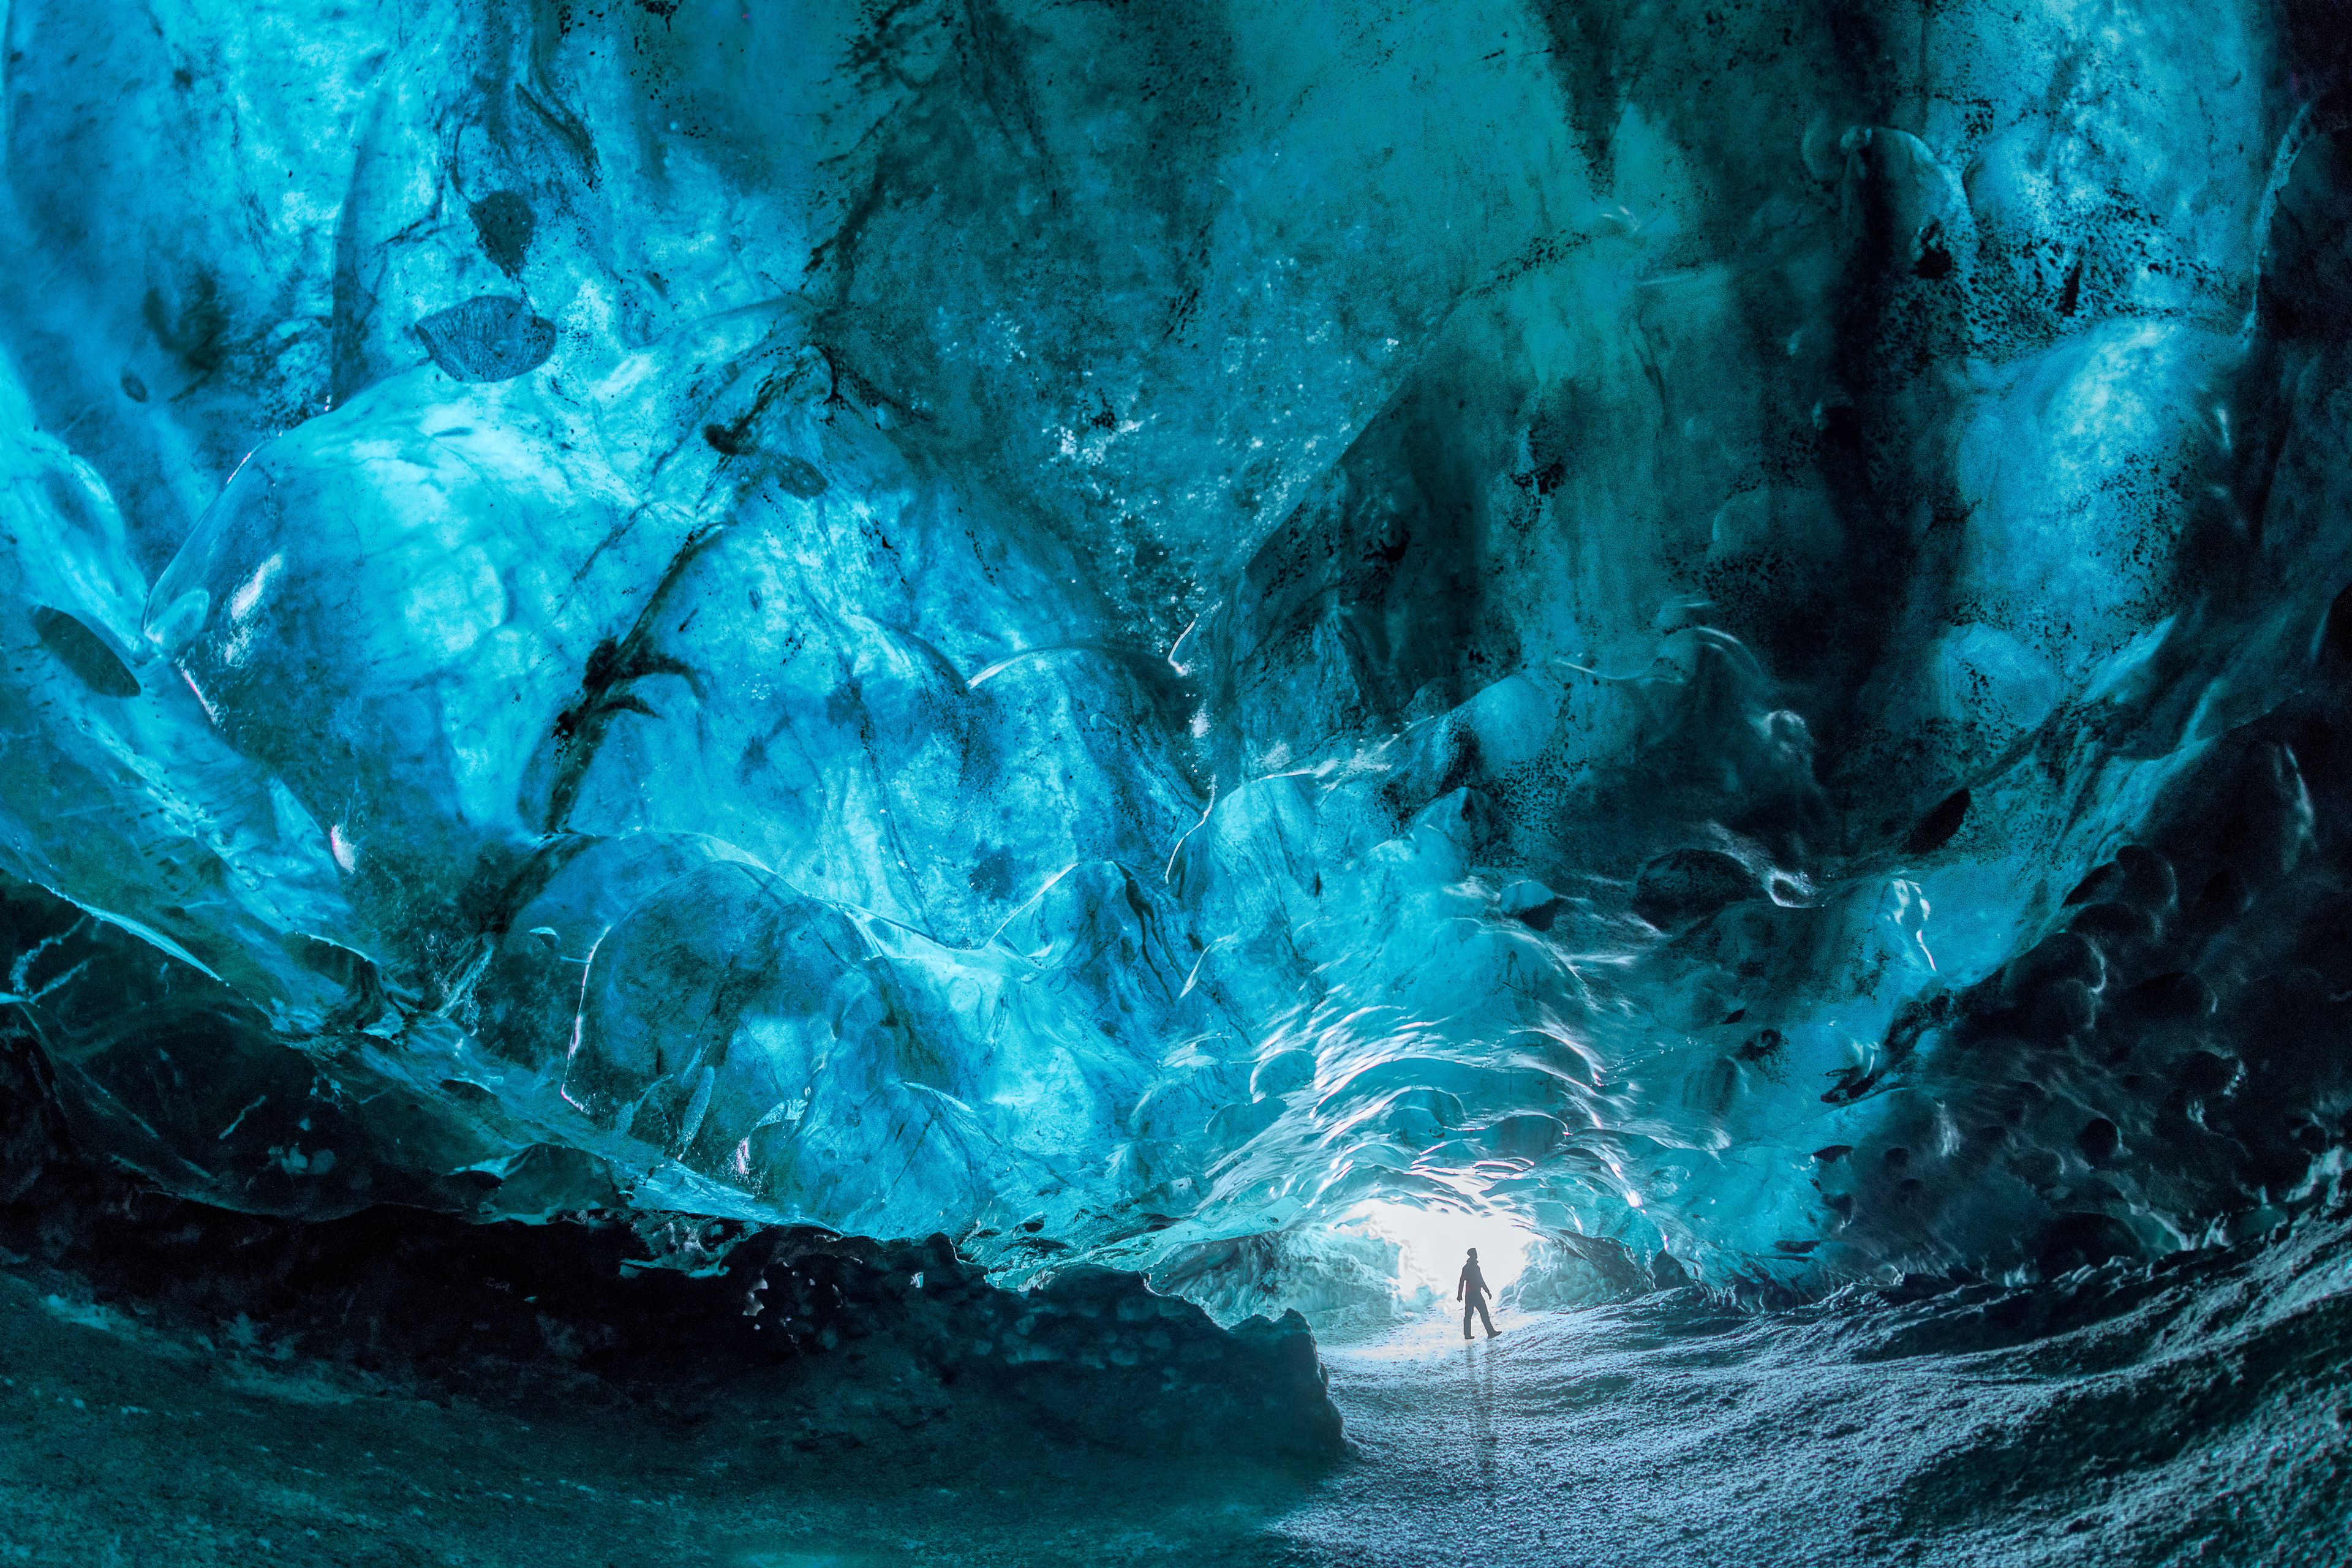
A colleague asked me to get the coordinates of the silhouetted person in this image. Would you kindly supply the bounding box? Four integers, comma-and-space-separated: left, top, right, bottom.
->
1458, 1247, 1498, 1339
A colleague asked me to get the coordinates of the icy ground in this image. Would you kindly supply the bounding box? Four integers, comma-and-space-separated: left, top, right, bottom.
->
6, 1207, 2347, 1567
1286, 1274, 2348, 1568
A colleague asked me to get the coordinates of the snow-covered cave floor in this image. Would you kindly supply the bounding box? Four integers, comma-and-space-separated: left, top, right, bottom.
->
1283, 1291, 2335, 1568
4, 1229, 2348, 1568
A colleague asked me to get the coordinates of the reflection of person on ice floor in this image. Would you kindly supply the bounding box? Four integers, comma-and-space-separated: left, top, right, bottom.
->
1459, 1248, 1499, 1339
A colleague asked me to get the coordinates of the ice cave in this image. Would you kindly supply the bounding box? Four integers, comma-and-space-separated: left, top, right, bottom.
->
1, 0, 2350, 1562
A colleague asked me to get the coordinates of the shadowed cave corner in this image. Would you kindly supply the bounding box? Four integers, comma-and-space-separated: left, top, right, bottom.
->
0, 1021, 1346, 1476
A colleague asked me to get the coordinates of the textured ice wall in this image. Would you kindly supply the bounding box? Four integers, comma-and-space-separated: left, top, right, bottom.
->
0, 0, 2348, 1292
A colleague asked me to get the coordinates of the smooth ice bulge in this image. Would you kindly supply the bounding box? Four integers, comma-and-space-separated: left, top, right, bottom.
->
0, 0, 2346, 1302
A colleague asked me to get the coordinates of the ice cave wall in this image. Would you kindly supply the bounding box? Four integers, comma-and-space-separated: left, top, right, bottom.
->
0, 0, 2349, 1294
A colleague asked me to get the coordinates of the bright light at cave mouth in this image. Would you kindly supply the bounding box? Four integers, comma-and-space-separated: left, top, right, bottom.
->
1351, 1202, 1535, 1296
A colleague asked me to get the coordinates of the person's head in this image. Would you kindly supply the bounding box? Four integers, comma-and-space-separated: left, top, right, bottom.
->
1466, 1248, 1478, 1259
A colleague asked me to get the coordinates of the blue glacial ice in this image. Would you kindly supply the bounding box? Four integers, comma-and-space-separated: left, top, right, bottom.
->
0, 0, 2348, 1314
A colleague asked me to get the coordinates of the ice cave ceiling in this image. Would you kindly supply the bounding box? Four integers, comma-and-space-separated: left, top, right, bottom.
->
2, 0, 2350, 1292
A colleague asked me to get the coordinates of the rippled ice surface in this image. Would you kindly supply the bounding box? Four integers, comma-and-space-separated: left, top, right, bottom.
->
7, 1206, 2346, 1566
9, 0, 2352, 1304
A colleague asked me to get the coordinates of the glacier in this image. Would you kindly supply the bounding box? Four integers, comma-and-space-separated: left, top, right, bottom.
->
5, 0, 2352, 1561
1, 0, 2350, 1302
1, 0, 2351, 1435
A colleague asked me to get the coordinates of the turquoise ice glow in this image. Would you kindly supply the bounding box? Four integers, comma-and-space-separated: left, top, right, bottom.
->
0, 0, 2347, 1309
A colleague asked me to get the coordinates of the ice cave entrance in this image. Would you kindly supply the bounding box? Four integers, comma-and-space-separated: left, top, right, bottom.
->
1351, 1201, 1536, 1305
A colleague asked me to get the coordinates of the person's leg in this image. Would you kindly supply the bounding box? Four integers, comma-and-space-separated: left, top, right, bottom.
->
1476, 1297, 1498, 1336
1462, 1298, 1474, 1338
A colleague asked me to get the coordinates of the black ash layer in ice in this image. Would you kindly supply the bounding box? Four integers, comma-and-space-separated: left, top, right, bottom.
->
0, 1034, 1342, 1468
